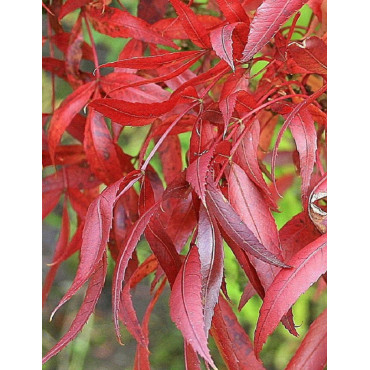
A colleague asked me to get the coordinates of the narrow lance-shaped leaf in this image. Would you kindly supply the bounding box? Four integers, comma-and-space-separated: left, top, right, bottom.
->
98, 50, 203, 70
119, 256, 158, 348
169, 0, 211, 49
84, 109, 123, 185
288, 108, 317, 205
170, 246, 216, 369
242, 0, 308, 62
42, 254, 107, 364
112, 202, 160, 345
210, 295, 265, 370
42, 198, 70, 306
134, 279, 167, 370
197, 204, 224, 335
210, 24, 239, 71
216, 0, 250, 24
205, 180, 289, 268
50, 171, 142, 320
286, 309, 327, 370
254, 233, 327, 355
48, 81, 96, 160
287, 36, 327, 75
87, 6, 176, 48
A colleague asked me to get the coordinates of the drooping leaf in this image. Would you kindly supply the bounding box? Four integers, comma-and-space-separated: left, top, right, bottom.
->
197, 204, 224, 334
42, 199, 70, 306
134, 279, 167, 370
170, 246, 216, 368
48, 81, 96, 160
119, 256, 158, 348
254, 233, 327, 355
210, 296, 265, 369
112, 202, 160, 344
228, 163, 282, 289
242, 0, 308, 62
286, 309, 327, 369
84, 109, 123, 185
42, 254, 107, 364
205, 180, 289, 268
50, 171, 142, 319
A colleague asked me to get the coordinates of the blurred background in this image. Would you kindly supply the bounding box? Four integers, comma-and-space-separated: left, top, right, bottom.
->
42, 1, 326, 369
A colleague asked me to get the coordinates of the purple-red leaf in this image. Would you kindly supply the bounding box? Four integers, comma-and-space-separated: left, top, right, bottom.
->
84, 109, 123, 185
197, 205, 224, 334
229, 163, 282, 289
42, 254, 107, 364
112, 202, 160, 344
287, 36, 327, 75
254, 233, 327, 355
206, 180, 289, 268
170, 246, 216, 368
50, 171, 142, 320
210, 24, 238, 71
242, 0, 308, 61
210, 296, 265, 369
48, 81, 96, 160
286, 309, 327, 369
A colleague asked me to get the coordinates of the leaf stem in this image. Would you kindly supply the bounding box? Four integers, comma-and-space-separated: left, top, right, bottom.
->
83, 11, 100, 81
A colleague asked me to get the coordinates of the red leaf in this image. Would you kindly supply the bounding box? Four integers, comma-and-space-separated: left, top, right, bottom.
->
287, 36, 327, 75
206, 180, 289, 268
254, 233, 327, 355
242, 0, 308, 61
100, 72, 170, 103
87, 6, 176, 47
84, 109, 123, 185
43, 188, 63, 219
286, 309, 327, 369
186, 145, 216, 203
42, 254, 107, 364
170, 246, 216, 368
48, 81, 96, 160
184, 341, 201, 370
234, 119, 277, 209
288, 108, 318, 203
157, 134, 183, 185
210, 296, 265, 369
197, 205, 224, 334
210, 23, 239, 71
112, 202, 160, 344
119, 256, 158, 347
216, 0, 250, 24
50, 171, 142, 320
228, 163, 282, 289
138, 0, 168, 24
42, 199, 70, 306
169, 0, 211, 49
99, 50, 203, 70
89, 88, 197, 126
134, 279, 166, 369
58, 0, 90, 20
279, 212, 321, 262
